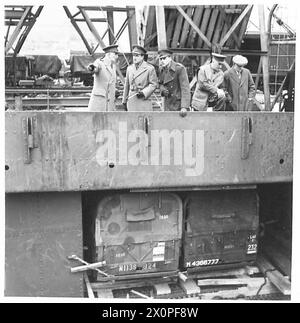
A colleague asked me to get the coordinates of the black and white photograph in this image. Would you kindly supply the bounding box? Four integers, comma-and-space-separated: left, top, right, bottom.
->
2, 1, 299, 305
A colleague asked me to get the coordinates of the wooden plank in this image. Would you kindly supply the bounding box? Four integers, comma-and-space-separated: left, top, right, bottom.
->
96, 289, 114, 298
171, 9, 185, 48
176, 5, 211, 48
258, 5, 271, 110
83, 273, 95, 298
166, 9, 179, 46
218, 5, 240, 48
237, 5, 253, 47
190, 268, 248, 280
179, 279, 201, 295
179, 7, 194, 47
155, 6, 167, 50
204, 8, 219, 47
187, 7, 204, 48
219, 5, 252, 47
211, 7, 224, 46
153, 283, 171, 295
197, 7, 211, 49
256, 256, 291, 295
197, 277, 265, 287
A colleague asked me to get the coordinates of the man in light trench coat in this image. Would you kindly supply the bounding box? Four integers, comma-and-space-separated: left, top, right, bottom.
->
122, 45, 158, 111
87, 44, 119, 111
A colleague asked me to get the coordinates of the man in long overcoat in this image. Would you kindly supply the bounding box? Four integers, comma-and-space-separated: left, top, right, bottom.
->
223, 55, 256, 111
157, 49, 190, 111
122, 45, 158, 111
191, 51, 227, 111
87, 44, 119, 111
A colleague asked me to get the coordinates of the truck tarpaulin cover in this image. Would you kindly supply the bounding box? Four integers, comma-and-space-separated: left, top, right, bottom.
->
70, 54, 132, 76
33, 55, 62, 76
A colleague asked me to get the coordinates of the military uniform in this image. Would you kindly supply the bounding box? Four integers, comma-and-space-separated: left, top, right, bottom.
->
88, 56, 116, 111
158, 60, 190, 111
191, 63, 225, 111
122, 61, 158, 111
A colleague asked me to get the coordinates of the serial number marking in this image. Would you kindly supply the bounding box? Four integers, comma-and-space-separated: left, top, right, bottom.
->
247, 244, 257, 254
119, 262, 156, 272
186, 259, 219, 267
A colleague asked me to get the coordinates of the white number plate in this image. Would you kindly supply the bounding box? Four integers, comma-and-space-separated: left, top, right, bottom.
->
186, 259, 220, 268
247, 244, 257, 254
118, 262, 156, 272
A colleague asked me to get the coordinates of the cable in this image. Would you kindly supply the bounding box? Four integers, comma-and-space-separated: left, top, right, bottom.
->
256, 268, 277, 296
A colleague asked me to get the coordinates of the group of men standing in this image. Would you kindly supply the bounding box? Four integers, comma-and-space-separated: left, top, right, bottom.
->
87, 44, 256, 112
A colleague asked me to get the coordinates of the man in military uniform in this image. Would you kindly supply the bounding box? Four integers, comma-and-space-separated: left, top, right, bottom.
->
87, 44, 119, 111
224, 55, 256, 111
191, 49, 227, 111
122, 45, 158, 111
157, 49, 190, 111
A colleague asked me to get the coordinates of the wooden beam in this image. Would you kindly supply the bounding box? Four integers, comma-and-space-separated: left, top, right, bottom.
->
176, 5, 211, 48
5, 6, 32, 54
237, 5, 253, 46
155, 6, 167, 50
83, 273, 95, 298
171, 9, 184, 48
187, 7, 204, 47
201, 8, 217, 48
256, 256, 291, 296
219, 4, 252, 47
258, 4, 271, 110
166, 9, 179, 46
179, 7, 194, 47
218, 6, 240, 48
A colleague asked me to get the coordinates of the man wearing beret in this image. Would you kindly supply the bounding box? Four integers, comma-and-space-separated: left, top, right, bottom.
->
157, 49, 190, 111
223, 55, 256, 111
87, 44, 119, 111
122, 45, 158, 111
191, 48, 227, 111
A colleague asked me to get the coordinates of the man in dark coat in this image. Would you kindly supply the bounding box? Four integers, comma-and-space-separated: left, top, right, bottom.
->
122, 45, 158, 111
158, 49, 191, 111
223, 55, 256, 111
87, 44, 119, 111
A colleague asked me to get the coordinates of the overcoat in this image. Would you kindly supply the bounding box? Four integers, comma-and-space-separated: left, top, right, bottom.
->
158, 60, 190, 111
191, 64, 224, 111
88, 57, 116, 112
122, 61, 158, 111
223, 67, 255, 111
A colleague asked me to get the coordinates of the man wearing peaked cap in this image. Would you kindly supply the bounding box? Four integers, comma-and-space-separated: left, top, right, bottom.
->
223, 55, 256, 111
87, 44, 119, 111
191, 45, 227, 111
157, 48, 190, 111
103, 44, 119, 54
122, 44, 158, 111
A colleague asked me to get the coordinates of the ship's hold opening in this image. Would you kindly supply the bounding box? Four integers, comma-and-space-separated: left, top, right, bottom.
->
81, 183, 292, 286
